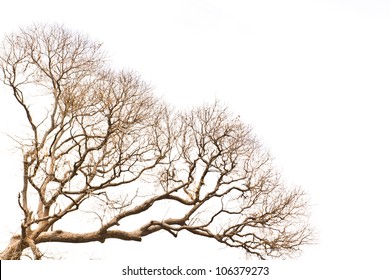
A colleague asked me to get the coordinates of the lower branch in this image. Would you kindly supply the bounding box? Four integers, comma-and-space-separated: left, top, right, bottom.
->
36, 229, 143, 244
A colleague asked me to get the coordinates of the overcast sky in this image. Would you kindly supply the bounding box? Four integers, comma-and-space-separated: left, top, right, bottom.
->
1, 0, 389, 279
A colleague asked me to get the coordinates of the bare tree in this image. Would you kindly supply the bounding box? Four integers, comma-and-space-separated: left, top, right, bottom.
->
0, 24, 313, 260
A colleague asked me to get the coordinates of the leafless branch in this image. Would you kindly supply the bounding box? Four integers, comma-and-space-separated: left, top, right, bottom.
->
0, 24, 314, 260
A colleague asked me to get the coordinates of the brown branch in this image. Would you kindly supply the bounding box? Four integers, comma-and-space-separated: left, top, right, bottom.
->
36, 229, 142, 244
0, 24, 314, 260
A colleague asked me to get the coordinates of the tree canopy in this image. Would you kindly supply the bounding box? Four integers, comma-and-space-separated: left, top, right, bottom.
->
0, 24, 313, 260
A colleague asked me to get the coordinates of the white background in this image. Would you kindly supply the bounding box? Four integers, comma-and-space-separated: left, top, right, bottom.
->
1, 0, 389, 279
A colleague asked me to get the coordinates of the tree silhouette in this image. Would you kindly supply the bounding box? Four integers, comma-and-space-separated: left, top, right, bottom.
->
0, 24, 313, 260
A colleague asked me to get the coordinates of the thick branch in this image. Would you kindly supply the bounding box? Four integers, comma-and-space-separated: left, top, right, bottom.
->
36, 229, 142, 244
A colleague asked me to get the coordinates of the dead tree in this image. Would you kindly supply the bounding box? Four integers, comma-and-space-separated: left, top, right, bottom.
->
0, 24, 313, 260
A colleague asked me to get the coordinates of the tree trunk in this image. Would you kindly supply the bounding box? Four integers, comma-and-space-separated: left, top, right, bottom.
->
0, 235, 25, 260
